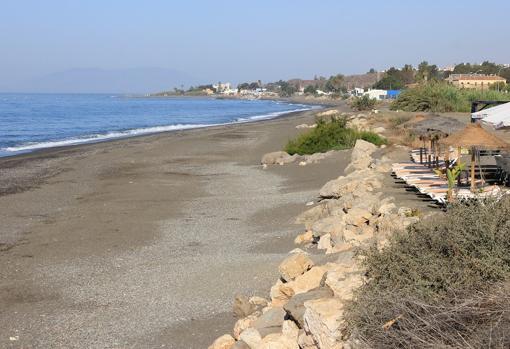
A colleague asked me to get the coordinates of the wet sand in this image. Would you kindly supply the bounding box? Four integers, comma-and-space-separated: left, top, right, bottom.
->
0, 106, 353, 348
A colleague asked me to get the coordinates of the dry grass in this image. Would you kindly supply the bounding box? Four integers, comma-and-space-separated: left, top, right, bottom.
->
346, 198, 510, 348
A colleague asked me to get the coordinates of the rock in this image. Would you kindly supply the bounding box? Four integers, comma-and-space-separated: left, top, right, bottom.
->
282, 320, 300, 340
325, 264, 363, 301
234, 314, 259, 339
304, 298, 346, 349
253, 307, 286, 337
294, 231, 314, 245
344, 208, 372, 227
279, 253, 314, 282
239, 328, 262, 348
311, 215, 346, 238
270, 280, 295, 307
326, 242, 353, 255
295, 204, 329, 229
377, 202, 397, 215
398, 206, 413, 217
299, 161, 307, 166
303, 151, 335, 164
261, 151, 298, 165
342, 227, 374, 246
232, 340, 251, 349
319, 170, 382, 199
258, 333, 299, 349
209, 334, 236, 349
372, 126, 386, 134
318, 110, 339, 118
373, 160, 392, 173
249, 296, 269, 308
317, 233, 332, 250
286, 266, 327, 295
284, 287, 334, 327
344, 156, 373, 174
344, 140, 378, 174
298, 330, 318, 349
234, 295, 257, 318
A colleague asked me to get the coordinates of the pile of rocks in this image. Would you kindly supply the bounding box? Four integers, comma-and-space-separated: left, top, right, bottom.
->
261, 150, 340, 167
210, 139, 419, 349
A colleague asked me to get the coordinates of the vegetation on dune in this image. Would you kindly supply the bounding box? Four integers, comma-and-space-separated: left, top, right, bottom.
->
284, 117, 386, 155
346, 198, 510, 348
390, 82, 510, 112
351, 95, 377, 111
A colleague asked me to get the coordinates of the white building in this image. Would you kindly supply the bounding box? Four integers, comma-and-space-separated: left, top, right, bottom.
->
363, 89, 387, 100
212, 82, 232, 92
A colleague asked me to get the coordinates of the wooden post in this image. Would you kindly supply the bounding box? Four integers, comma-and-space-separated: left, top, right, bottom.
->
419, 147, 423, 164
470, 147, 476, 192
445, 146, 450, 168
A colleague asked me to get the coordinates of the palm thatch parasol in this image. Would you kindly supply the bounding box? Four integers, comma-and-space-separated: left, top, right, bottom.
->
440, 123, 509, 191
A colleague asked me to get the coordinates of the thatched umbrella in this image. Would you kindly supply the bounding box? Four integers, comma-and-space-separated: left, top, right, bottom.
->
440, 123, 509, 192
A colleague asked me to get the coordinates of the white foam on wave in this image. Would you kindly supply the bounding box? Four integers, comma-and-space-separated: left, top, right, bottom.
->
2, 105, 318, 154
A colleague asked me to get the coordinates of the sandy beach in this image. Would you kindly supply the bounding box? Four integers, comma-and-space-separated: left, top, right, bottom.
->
0, 106, 356, 348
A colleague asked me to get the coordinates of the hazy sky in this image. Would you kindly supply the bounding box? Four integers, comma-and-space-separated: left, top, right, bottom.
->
1, 0, 509, 92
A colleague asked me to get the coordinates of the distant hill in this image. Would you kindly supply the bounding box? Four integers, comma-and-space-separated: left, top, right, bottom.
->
9, 67, 197, 94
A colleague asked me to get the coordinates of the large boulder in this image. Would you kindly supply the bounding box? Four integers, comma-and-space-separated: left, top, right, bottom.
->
344, 207, 372, 227
350, 139, 377, 161
234, 314, 259, 340
344, 139, 378, 174
233, 295, 268, 319
319, 169, 382, 200
232, 340, 251, 349
311, 215, 345, 238
286, 266, 327, 295
324, 264, 363, 301
295, 204, 329, 229
284, 287, 334, 327
252, 307, 286, 337
270, 280, 295, 307
239, 328, 262, 348
261, 151, 299, 165
279, 253, 314, 282
298, 330, 317, 349
294, 231, 314, 245
208, 334, 236, 349
303, 298, 346, 349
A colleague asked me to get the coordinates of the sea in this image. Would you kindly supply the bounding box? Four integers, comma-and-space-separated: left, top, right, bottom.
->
0, 94, 317, 157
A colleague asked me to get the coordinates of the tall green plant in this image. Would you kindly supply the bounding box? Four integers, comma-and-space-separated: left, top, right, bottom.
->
446, 162, 465, 202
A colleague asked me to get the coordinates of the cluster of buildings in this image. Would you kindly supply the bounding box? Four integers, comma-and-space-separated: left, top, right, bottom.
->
446, 74, 506, 90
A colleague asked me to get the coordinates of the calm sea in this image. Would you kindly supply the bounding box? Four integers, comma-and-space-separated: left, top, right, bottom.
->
0, 94, 316, 157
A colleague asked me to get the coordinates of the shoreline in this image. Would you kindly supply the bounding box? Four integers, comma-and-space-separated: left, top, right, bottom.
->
0, 98, 327, 160
0, 103, 351, 348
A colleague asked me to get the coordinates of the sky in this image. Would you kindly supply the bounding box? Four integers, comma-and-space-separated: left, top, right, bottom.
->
1, 0, 509, 92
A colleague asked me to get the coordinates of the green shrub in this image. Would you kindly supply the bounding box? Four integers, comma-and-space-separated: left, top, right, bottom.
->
284, 117, 386, 155
391, 82, 510, 112
352, 95, 377, 111
345, 198, 510, 348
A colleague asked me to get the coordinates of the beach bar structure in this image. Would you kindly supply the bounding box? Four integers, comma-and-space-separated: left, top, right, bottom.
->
440, 123, 509, 192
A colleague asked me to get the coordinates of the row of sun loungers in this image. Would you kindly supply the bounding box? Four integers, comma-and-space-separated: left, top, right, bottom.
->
392, 150, 506, 205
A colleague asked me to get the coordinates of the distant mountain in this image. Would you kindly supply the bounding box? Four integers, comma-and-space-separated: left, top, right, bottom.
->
9, 67, 197, 94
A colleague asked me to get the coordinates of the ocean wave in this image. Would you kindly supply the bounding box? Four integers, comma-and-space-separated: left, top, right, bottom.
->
1, 105, 318, 154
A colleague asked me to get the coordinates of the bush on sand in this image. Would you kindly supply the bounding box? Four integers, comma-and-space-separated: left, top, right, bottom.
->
284, 117, 386, 155
345, 198, 510, 348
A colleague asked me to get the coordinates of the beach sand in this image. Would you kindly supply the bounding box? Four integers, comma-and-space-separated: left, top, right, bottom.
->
0, 107, 353, 348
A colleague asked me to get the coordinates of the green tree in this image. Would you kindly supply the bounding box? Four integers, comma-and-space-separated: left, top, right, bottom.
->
304, 85, 317, 95
325, 74, 345, 93
276, 80, 296, 97
416, 61, 439, 82
373, 67, 407, 90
